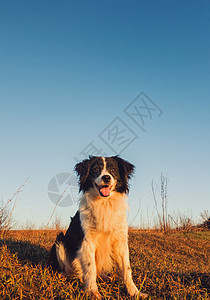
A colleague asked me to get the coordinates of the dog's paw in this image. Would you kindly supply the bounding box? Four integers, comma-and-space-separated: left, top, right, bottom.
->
127, 283, 139, 296
137, 292, 148, 299
127, 284, 148, 299
87, 289, 102, 299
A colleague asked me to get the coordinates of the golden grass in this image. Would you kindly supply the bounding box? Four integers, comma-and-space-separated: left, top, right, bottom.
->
0, 229, 209, 299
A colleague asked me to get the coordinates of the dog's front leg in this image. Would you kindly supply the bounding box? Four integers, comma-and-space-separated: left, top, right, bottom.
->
78, 239, 102, 299
114, 239, 147, 299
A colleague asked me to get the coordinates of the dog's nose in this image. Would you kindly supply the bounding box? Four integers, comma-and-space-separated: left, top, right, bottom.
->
102, 175, 111, 184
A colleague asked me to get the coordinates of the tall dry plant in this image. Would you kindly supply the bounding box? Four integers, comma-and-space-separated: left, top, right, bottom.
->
151, 173, 169, 232
0, 177, 29, 235
0, 200, 11, 230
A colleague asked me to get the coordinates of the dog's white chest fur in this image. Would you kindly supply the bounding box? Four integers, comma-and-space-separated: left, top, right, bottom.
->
79, 191, 129, 234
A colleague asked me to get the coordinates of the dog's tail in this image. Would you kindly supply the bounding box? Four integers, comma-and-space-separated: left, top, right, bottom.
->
50, 232, 69, 273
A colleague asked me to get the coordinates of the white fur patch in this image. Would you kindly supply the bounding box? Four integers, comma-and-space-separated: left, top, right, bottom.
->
80, 191, 128, 233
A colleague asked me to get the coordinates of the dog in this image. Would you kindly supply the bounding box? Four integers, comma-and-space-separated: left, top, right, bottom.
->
50, 156, 147, 299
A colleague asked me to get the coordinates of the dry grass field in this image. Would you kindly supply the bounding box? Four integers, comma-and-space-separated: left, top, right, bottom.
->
0, 229, 209, 299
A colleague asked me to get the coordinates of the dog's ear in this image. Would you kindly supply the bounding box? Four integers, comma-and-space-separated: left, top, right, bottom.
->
113, 156, 135, 179
74, 159, 90, 191
113, 156, 135, 193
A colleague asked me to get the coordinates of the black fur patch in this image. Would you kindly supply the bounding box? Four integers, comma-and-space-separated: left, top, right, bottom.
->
110, 156, 135, 193
64, 211, 84, 259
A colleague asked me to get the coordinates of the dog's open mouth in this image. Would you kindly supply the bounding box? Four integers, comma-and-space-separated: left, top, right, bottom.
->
95, 183, 112, 197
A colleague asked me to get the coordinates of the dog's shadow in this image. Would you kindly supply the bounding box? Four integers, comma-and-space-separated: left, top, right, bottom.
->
0, 238, 50, 267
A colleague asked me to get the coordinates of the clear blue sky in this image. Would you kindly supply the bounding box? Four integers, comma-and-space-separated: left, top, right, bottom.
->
0, 0, 209, 228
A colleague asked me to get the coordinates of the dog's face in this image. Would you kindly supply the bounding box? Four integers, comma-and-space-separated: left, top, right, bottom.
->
75, 156, 134, 197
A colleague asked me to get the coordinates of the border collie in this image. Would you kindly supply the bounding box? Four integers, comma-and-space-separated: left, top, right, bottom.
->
50, 156, 147, 299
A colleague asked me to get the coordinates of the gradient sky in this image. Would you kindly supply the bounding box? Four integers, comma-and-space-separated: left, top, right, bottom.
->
0, 0, 209, 228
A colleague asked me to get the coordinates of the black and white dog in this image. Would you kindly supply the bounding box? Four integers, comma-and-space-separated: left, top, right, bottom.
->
50, 156, 147, 299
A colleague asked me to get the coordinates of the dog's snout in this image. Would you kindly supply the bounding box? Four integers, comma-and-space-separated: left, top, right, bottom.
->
102, 175, 111, 184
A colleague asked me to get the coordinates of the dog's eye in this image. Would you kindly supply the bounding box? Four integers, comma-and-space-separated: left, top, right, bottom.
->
93, 165, 100, 173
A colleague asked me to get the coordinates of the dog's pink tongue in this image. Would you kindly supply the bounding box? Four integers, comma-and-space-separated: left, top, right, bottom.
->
100, 187, 111, 197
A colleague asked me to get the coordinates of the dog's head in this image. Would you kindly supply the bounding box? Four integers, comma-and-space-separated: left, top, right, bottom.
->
75, 156, 134, 197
